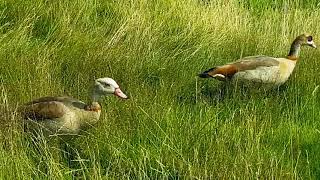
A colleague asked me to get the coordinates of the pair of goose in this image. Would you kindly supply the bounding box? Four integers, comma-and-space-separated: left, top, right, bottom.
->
20, 34, 316, 135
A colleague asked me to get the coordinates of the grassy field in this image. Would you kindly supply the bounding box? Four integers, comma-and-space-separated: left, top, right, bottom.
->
1, 0, 320, 178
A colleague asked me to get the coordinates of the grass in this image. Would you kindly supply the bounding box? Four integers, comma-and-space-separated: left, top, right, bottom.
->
1, 0, 320, 178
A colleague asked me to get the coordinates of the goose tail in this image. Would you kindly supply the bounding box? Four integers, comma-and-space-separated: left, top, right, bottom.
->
198, 67, 216, 78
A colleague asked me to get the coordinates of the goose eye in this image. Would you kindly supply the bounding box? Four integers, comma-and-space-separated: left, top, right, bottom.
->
98, 81, 110, 87
103, 83, 110, 87
307, 36, 313, 41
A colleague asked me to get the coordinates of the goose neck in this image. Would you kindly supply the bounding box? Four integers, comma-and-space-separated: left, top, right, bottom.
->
287, 39, 302, 60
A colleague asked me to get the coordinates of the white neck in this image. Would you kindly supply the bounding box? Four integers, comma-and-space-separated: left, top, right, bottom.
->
91, 93, 102, 102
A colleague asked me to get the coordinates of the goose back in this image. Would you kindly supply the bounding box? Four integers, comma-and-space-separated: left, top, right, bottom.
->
21, 96, 101, 135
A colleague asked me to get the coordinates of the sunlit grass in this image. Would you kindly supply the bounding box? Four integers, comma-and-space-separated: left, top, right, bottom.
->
1, 0, 320, 178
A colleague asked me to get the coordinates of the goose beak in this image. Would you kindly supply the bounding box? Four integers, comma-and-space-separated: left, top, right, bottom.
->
114, 88, 128, 99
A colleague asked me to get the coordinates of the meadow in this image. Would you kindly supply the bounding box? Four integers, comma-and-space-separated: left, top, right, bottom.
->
1, 0, 320, 179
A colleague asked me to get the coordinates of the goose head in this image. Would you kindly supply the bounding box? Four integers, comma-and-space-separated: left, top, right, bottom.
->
92, 77, 128, 101
297, 34, 317, 48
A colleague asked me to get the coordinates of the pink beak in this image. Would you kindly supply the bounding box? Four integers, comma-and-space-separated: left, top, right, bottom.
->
114, 88, 128, 99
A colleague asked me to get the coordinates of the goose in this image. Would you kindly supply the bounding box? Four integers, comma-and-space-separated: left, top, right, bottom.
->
20, 77, 128, 136
198, 34, 317, 88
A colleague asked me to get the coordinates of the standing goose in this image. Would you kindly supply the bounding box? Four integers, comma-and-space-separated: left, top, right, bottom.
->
20, 77, 128, 135
198, 34, 317, 88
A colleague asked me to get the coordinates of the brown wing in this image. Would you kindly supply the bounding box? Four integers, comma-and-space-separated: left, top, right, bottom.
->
25, 96, 86, 108
231, 56, 279, 71
20, 97, 70, 120
199, 56, 279, 80
25, 96, 75, 105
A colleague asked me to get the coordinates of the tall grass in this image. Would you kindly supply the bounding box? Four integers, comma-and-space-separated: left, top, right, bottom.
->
1, 0, 320, 178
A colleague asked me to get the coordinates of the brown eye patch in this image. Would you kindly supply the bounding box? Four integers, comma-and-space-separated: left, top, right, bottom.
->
307, 36, 313, 41
98, 81, 110, 87
103, 82, 110, 87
